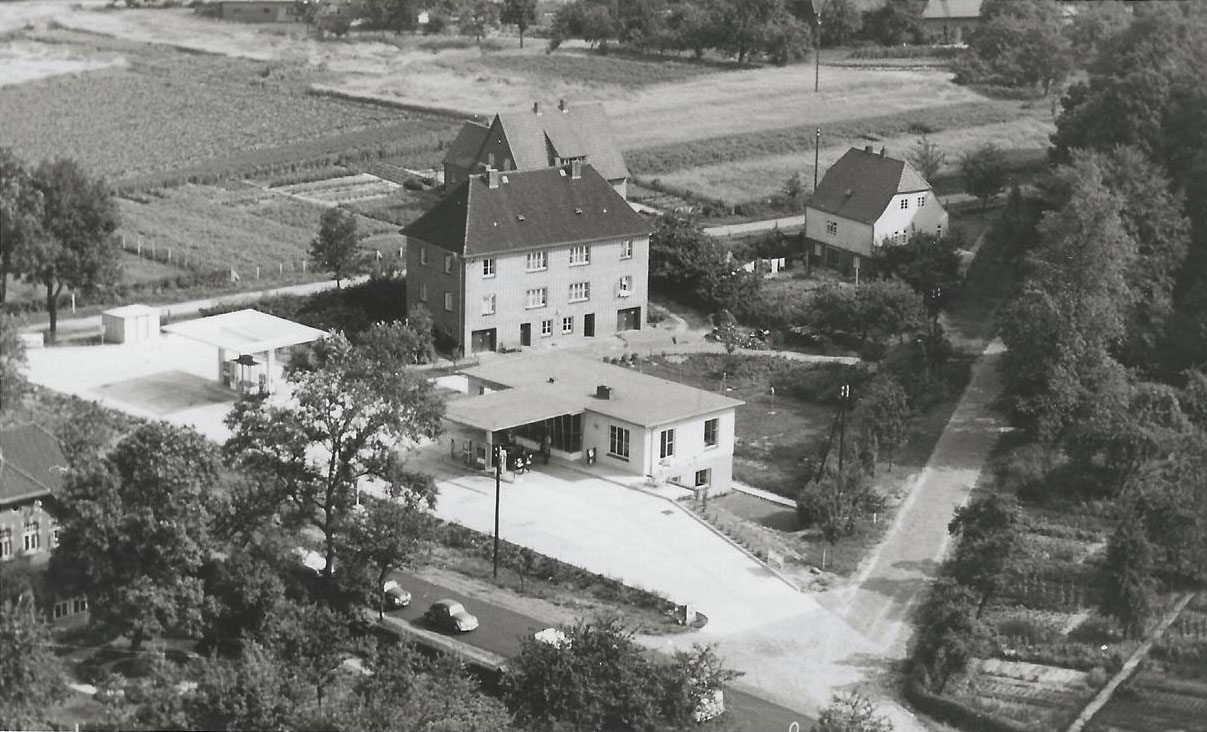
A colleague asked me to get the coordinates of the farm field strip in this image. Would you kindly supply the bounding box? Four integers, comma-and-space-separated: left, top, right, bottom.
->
275, 173, 400, 205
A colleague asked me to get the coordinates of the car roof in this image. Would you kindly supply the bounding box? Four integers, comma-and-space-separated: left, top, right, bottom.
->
433, 599, 463, 610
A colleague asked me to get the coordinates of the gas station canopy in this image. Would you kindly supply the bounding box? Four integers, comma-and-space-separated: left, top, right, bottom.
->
162, 309, 327, 352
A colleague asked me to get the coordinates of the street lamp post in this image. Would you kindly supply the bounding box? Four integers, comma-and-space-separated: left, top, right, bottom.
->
814, 14, 822, 93
837, 383, 850, 472
814, 127, 821, 192
492, 445, 506, 580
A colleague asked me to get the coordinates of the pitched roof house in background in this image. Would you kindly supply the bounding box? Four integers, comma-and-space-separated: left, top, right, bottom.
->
921, 0, 983, 43
804, 146, 948, 275
442, 100, 631, 199
403, 161, 651, 355
1, 424, 68, 566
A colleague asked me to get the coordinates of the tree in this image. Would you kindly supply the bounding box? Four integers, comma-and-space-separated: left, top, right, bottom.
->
819, 0, 862, 48
849, 374, 910, 469
344, 490, 437, 619
224, 329, 445, 589
356, 313, 436, 366
0, 148, 42, 304
0, 609, 68, 730
797, 466, 884, 545
648, 213, 740, 311
1064, 0, 1130, 67
503, 617, 665, 732
51, 423, 220, 651
311, 207, 361, 287
184, 641, 311, 731
959, 143, 1007, 210
500, 0, 536, 48
946, 493, 1017, 616
964, 0, 1072, 94
17, 159, 120, 340
860, 1, 922, 46
1101, 516, 1157, 639
911, 579, 981, 692
197, 544, 290, 654
0, 314, 28, 413
806, 280, 926, 356
907, 134, 946, 183
874, 231, 962, 310
815, 691, 893, 732
659, 645, 742, 728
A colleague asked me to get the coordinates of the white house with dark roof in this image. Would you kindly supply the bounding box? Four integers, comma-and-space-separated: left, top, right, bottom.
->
444, 351, 744, 494
805, 145, 948, 274
403, 161, 651, 354
441, 100, 631, 199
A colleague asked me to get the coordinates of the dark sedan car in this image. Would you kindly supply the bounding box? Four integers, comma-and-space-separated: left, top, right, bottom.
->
424, 599, 479, 633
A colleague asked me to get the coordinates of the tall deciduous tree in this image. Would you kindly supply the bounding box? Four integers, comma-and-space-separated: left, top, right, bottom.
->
0, 314, 28, 413
907, 135, 946, 183
0, 609, 68, 731
818, 0, 862, 48
18, 159, 120, 340
500, 0, 536, 47
860, 1, 922, 46
959, 143, 1007, 210
965, 0, 1072, 94
0, 148, 42, 304
344, 489, 437, 619
311, 207, 361, 287
911, 579, 981, 692
1101, 516, 1157, 639
51, 423, 220, 650
947, 493, 1017, 616
224, 328, 444, 586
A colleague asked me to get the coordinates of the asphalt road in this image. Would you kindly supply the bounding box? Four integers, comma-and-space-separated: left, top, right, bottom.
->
386, 570, 813, 731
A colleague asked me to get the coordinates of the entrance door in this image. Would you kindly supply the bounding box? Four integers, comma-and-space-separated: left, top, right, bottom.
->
616, 306, 641, 332
520, 322, 532, 347
471, 328, 497, 353
583, 313, 595, 337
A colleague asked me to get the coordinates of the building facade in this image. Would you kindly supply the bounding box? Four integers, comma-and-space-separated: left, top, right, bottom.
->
404, 163, 651, 354
805, 146, 948, 275
217, 0, 297, 23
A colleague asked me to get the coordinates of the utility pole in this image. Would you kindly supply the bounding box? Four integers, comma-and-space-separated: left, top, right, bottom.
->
814, 13, 822, 93
814, 127, 821, 191
492, 445, 505, 580
837, 383, 850, 472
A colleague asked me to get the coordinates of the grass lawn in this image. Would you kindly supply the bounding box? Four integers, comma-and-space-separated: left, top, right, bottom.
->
946, 203, 1034, 348
451, 49, 718, 88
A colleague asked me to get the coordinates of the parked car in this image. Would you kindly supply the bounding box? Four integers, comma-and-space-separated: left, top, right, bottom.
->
381, 580, 411, 610
424, 599, 479, 633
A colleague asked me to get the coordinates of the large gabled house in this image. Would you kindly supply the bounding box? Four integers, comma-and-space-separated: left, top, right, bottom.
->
403, 161, 651, 355
442, 100, 631, 199
805, 145, 948, 275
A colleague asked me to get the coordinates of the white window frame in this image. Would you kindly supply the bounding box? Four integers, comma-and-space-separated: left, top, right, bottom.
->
826, 220, 837, 236
609, 425, 630, 460
526, 251, 548, 272
660, 429, 675, 459
618, 275, 632, 298
561, 316, 574, 334
482, 258, 496, 278
569, 245, 591, 266
481, 294, 496, 316
0, 529, 11, 560
443, 292, 454, 312
23, 522, 40, 553
620, 239, 633, 259
526, 288, 548, 309
418, 281, 428, 302
704, 418, 719, 447
73, 597, 88, 614
51, 526, 61, 548
917, 195, 926, 208
569, 282, 590, 303
54, 601, 68, 619
540, 319, 553, 337
695, 468, 711, 487
900, 198, 909, 210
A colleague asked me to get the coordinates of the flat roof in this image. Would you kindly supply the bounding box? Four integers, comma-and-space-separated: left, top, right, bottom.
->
103, 304, 159, 318
458, 352, 742, 430
444, 388, 585, 433
162, 309, 327, 353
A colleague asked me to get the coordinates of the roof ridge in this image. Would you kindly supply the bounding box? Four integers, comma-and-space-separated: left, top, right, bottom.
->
0, 459, 55, 500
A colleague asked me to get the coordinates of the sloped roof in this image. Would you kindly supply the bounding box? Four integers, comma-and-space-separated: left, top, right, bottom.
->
808, 147, 934, 225
922, 0, 982, 20
458, 352, 743, 430
0, 424, 68, 505
492, 102, 630, 182
443, 120, 491, 171
401, 164, 650, 257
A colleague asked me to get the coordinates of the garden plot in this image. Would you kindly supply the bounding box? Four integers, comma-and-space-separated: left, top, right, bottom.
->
274, 174, 400, 206
946, 658, 1097, 732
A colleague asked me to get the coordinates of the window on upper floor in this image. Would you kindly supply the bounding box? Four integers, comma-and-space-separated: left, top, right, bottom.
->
444, 254, 454, 274
900, 198, 909, 210
541, 319, 553, 337
444, 292, 454, 312
482, 258, 495, 277
561, 316, 574, 334
487, 152, 496, 168
23, 522, 40, 553
618, 276, 632, 298
52, 526, 60, 548
73, 597, 88, 614
569, 282, 590, 303
918, 196, 926, 208
418, 281, 428, 302
569, 246, 591, 266
526, 251, 548, 272
660, 429, 675, 459
481, 294, 496, 315
420, 247, 428, 266
0, 529, 11, 560
620, 239, 633, 259
826, 220, 838, 236
704, 418, 719, 447
526, 288, 548, 309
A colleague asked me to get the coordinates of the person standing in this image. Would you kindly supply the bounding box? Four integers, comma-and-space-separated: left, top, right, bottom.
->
541, 433, 552, 465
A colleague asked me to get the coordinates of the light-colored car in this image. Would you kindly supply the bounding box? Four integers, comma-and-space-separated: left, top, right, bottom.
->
382, 580, 411, 610
534, 627, 571, 648
424, 599, 479, 632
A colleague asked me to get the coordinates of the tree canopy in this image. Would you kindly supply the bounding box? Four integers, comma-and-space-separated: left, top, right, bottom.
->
0, 314, 28, 412
0, 608, 69, 731
311, 207, 362, 287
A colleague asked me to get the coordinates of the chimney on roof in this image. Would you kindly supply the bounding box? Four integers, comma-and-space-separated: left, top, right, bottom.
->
558, 98, 568, 112
532, 101, 541, 115
595, 385, 613, 400
487, 168, 500, 189
880, 147, 886, 157
864, 145, 874, 154
570, 159, 582, 180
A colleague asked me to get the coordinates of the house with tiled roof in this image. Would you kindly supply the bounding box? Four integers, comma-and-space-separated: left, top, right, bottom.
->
1, 424, 67, 566
442, 100, 631, 199
921, 0, 982, 43
403, 161, 651, 354
805, 145, 948, 274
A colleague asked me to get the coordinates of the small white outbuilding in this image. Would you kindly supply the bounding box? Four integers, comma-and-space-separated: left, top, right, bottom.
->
101, 304, 160, 344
